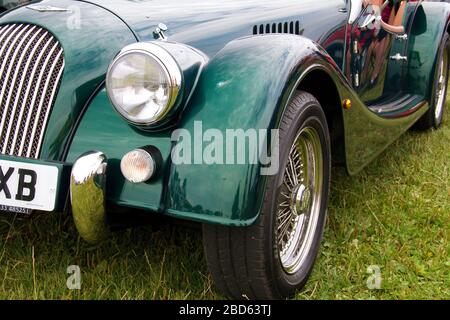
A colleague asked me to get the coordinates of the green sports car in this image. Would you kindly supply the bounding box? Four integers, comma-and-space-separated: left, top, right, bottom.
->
0, 0, 448, 299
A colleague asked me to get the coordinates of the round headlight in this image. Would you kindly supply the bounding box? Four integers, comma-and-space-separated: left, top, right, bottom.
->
106, 43, 182, 125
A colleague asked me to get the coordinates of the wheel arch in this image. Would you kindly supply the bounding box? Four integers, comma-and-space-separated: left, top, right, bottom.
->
165, 35, 348, 226
296, 69, 346, 166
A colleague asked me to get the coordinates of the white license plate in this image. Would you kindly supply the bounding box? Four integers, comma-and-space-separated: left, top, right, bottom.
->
0, 159, 59, 212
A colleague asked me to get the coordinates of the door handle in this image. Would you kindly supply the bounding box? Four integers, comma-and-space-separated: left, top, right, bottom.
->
395, 34, 408, 41
390, 53, 408, 62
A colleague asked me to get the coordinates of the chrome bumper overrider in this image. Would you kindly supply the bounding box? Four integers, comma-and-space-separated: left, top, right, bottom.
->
70, 151, 109, 243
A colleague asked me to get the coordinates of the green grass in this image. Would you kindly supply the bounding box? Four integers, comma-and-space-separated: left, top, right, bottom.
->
0, 103, 449, 300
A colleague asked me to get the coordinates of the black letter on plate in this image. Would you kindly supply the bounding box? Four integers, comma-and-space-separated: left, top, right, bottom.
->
16, 169, 37, 202
0, 167, 14, 199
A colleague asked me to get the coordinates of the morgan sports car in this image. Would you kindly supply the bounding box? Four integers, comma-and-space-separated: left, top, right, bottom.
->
0, 0, 449, 299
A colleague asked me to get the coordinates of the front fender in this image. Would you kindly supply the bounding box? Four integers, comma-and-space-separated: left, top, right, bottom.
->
66, 35, 344, 226
165, 35, 341, 226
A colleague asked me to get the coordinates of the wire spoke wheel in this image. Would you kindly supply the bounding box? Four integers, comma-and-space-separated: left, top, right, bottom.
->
203, 91, 330, 299
277, 126, 323, 274
435, 47, 448, 121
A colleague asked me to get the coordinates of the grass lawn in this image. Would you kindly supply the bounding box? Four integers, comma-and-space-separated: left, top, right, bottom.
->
0, 102, 449, 300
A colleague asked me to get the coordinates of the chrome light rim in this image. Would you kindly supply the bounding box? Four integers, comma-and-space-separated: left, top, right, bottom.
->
435, 48, 448, 121
106, 42, 183, 126
277, 126, 323, 275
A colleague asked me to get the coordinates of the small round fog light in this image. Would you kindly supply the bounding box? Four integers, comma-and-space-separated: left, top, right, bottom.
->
121, 149, 156, 183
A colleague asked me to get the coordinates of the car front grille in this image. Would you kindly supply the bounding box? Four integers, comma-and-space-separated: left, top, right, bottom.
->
0, 24, 65, 159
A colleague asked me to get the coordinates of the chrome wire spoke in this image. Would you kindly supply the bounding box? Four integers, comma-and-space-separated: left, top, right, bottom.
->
435, 50, 448, 120
276, 126, 324, 274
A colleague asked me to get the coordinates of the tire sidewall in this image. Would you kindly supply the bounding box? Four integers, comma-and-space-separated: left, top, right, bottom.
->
265, 97, 331, 297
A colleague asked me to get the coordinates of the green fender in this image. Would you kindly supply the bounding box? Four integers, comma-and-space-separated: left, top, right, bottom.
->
165, 35, 342, 226
406, 1, 450, 100
67, 35, 345, 225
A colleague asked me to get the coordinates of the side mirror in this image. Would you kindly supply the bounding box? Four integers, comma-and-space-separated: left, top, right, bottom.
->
357, 1, 406, 35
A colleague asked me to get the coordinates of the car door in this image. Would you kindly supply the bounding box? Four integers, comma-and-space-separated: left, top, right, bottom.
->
350, 0, 419, 112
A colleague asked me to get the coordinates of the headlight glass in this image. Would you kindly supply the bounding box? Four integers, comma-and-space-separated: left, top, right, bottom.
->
106, 48, 180, 125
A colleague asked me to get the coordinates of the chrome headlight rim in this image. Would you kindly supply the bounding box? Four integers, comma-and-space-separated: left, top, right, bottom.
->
106, 42, 183, 127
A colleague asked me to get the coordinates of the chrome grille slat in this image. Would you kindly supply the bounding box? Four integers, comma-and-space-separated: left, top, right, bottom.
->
0, 24, 23, 59
8, 30, 49, 154
0, 25, 28, 103
20, 41, 60, 157
0, 25, 37, 151
0, 24, 64, 159
26, 47, 63, 158
15, 39, 57, 155
2, 28, 45, 154
0, 24, 16, 43
34, 55, 65, 156
13, 35, 54, 156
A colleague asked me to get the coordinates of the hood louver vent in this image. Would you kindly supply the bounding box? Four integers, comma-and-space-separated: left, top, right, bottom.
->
253, 21, 302, 35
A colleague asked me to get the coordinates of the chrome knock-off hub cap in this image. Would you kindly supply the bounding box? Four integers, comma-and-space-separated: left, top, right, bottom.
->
277, 127, 323, 274
291, 184, 311, 216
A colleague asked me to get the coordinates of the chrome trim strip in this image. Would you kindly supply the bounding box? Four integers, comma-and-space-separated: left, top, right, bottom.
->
0, 24, 20, 56
0, 25, 38, 153
7, 30, 49, 153
0, 25, 26, 77
17, 40, 58, 156
0, 24, 65, 159
0, 25, 26, 102
26, 47, 63, 158
33, 54, 65, 156
11, 31, 51, 155
70, 151, 110, 243
0, 25, 30, 140
0, 24, 16, 43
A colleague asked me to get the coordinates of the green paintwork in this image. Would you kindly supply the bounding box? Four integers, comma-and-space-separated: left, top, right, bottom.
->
66, 88, 172, 213
1, 0, 450, 226
85, 0, 349, 59
67, 33, 426, 225
383, 1, 418, 99
406, 2, 450, 100
166, 36, 337, 225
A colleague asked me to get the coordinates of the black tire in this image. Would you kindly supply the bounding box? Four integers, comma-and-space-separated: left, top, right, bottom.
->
203, 91, 331, 299
414, 33, 449, 130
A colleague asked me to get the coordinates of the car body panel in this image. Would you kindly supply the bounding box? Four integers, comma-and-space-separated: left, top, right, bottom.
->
0, 0, 449, 225
67, 33, 427, 225
65, 88, 172, 213
82, 0, 349, 60
406, 2, 450, 100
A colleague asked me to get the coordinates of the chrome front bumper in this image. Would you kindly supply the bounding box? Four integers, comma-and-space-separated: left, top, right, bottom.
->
70, 151, 109, 243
